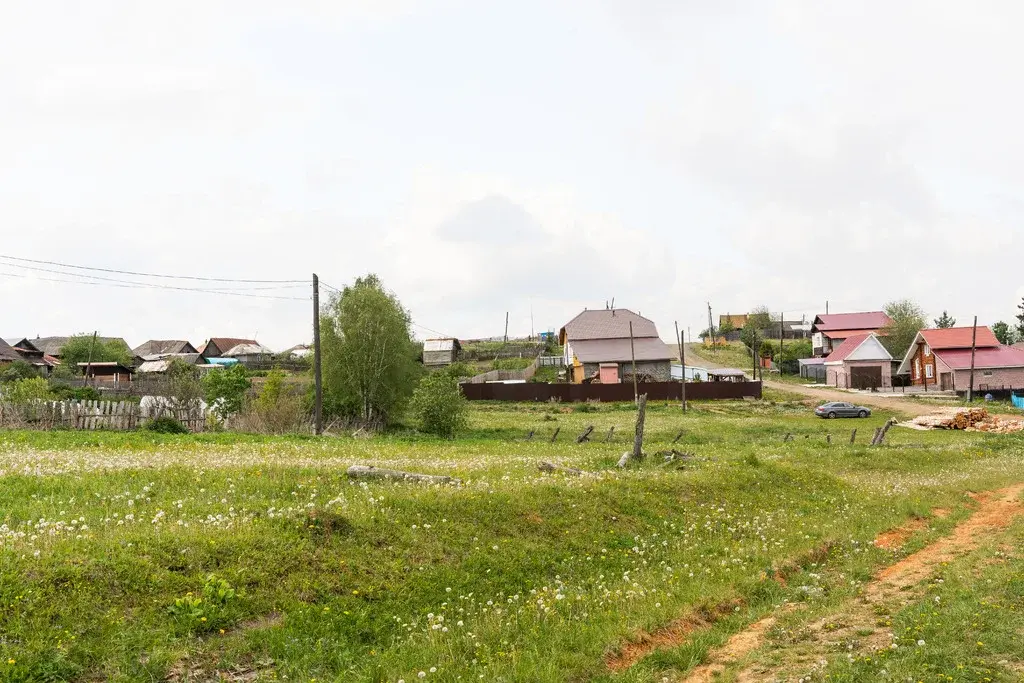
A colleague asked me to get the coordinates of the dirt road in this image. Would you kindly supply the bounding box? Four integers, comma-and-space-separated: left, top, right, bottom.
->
763, 380, 940, 418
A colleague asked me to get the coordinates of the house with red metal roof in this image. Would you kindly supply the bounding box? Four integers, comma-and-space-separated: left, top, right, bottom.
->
823, 332, 894, 389
810, 311, 893, 357
895, 326, 1024, 392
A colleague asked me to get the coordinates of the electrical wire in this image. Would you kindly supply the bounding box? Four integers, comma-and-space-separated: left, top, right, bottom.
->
1, 260, 308, 292
0, 253, 308, 284
0, 271, 310, 301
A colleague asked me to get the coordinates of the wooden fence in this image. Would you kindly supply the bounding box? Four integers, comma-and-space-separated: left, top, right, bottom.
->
0, 399, 207, 432
459, 381, 762, 402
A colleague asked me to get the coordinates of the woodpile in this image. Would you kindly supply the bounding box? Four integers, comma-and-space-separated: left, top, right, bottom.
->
910, 407, 989, 430
966, 416, 1024, 434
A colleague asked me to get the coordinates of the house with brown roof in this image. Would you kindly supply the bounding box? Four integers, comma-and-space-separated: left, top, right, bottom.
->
198, 338, 259, 359
2, 338, 57, 375
559, 308, 671, 384
0, 338, 22, 365
823, 332, 894, 389
896, 326, 1024, 392
810, 312, 893, 357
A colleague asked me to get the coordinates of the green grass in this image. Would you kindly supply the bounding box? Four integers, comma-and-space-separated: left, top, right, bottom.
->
2, 400, 1024, 681
686, 341, 757, 372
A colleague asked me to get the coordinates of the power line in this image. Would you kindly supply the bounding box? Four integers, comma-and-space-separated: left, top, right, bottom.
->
0, 253, 307, 284
0, 260, 308, 292
0, 271, 309, 301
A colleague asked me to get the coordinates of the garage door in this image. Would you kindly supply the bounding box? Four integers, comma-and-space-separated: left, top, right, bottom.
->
850, 366, 882, 390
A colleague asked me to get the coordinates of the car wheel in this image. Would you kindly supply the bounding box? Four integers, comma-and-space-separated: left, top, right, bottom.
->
858, 410, 868, 418
827, 411, 836, 419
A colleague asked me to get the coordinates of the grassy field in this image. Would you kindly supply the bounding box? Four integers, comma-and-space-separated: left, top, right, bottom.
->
686, 342, 756, 372
2, 393, 1024, 682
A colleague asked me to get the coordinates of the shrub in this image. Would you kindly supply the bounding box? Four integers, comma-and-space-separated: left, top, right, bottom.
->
492, 357, 532, 371
0, 377, 52, 403
144, 416, 190, 434
234, 370, 309, 434
0, 360, 39, 383
49, 385, 101, 401
410, 372, 468, 438
203, 365, 251, 420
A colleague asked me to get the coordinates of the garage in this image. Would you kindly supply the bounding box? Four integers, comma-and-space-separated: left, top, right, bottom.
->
823, 332, 894, 390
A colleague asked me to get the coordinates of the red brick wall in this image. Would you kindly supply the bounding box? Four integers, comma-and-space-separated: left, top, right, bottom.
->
953, 367, 1024, 392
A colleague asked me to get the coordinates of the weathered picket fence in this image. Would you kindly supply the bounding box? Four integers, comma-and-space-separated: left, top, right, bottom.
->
0, 399, 207, 432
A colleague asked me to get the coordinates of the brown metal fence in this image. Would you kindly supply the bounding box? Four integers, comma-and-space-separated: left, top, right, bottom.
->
459, 381, 761, 402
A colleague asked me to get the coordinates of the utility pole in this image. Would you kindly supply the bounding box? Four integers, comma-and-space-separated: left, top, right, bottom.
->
675, 320, 686, 412
826, 300, 829, 315
968, 315, 978, 403
313, 274, 323, 435
504, 312, 509, 344
84, 331, 98, 387
629, 320, 638, 404
707, 302, 715, 349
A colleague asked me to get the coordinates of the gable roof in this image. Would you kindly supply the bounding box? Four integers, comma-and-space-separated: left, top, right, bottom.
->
920, 326, 999, 350
3, 338, 39, 352
930, 346, 1024, 370
132, 340, 198, 357
423, 338, 461, 353
570, 337, 672, 364
560, 309, 658, 342
897, 326, 1006, 374
199, 338, 258, 356
0, 338, 22, 362
30, 336, 130, 357
812, 312, 893, 333
823, 332, 893, 364
222, 342, 274, 357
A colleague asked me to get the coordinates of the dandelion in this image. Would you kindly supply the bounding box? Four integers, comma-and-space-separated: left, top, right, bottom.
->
917, 639, 925, 646
418, 673, 426, 679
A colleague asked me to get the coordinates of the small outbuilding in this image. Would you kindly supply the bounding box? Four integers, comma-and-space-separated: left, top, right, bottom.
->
823, 332, 893, 389
78, 362, 133, 384
707, 368, 748, 382
423, 338, 461, 367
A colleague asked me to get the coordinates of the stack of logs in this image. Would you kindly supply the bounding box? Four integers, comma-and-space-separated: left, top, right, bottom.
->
910, 407, 990, 430
966, 415, 1024, 434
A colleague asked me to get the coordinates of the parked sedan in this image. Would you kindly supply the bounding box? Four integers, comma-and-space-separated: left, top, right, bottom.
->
814, 402, 871, 419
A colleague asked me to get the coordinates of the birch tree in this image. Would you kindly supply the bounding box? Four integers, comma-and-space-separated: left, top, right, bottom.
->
320, 274, 420, 426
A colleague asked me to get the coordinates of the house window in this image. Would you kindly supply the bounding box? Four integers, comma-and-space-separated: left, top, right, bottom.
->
983, 370, 993, 377
925, 364, 934, 379
923, 344, 931, 357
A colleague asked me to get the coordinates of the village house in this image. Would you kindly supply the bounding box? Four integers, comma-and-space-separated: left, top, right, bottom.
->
135, 353, 208, 375
423, 338, 461, 367
0, 338, 21, 366
221, 343, 276, 367
198, 338, 259, 359
30, 335, 133, 361
896, 326, 1024, 392
810, 312, 893, 357
559, 308, 671, 384
2, 338, 57, 375
823, 332, 894, 389
132, 340, 198, 357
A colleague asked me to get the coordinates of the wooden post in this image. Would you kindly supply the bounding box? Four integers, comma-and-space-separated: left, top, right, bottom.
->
504, 312, 509, 344
850, 428, 857, 444
84, 331, 98, 387
313, 274, 323, 435
632, 393, 647, 460
605, 426, 616, 442
629, 321, 638, 405
676, 320, 687, 412
968, 315, 978, 403
672, 430, 684, 444
550, 427, 560, 443
826, 433, 832, 444
576, 425, 594, 443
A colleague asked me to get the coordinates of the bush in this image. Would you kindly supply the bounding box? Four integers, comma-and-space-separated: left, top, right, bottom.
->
0, 360, 39, 383
410, 372, 468, 438
233, 370, 309, 434
492, 357, 532, 371
144, 416, 190, 434
49, 384, 101, 401
0, 377, 52, 403
202, 365, 251, 420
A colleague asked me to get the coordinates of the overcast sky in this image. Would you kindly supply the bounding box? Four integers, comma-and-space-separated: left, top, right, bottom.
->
2, 1, 1023, 350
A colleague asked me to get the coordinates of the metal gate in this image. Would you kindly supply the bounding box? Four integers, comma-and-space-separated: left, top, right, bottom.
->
850, 366, 882, 390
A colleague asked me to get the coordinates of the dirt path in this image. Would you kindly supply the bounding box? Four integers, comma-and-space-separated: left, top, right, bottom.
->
762, 380, 940, 418
680, 484, 1024, 682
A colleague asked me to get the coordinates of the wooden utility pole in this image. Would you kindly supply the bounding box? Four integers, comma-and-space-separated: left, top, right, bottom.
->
968, 315, 979, 403
675, 320, 687, 412
629, 320, 638, 404
83, 331, 98, 387
313, 274, 323, 435
779, 312, 784, 357
825, 300, 829, 315
632, 393, 648, 460
504, 312, 509, 343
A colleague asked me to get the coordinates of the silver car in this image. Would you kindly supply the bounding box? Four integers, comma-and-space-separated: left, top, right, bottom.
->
814, 402, 871, 419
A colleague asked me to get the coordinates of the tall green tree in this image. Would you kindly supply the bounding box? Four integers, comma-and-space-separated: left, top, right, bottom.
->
58, 335, 133, 370
747, 306, 773, 331
880, 299, 927, 358
320, 274, 420, 425
202, 364, 251, 420
933, 310, 956, 328
1017, 297, 1024, 339
993, 321, 1017, 346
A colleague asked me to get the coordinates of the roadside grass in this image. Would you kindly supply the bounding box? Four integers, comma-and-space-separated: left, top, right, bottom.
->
686, 342, 756, 371
2, 400, 1024, 681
